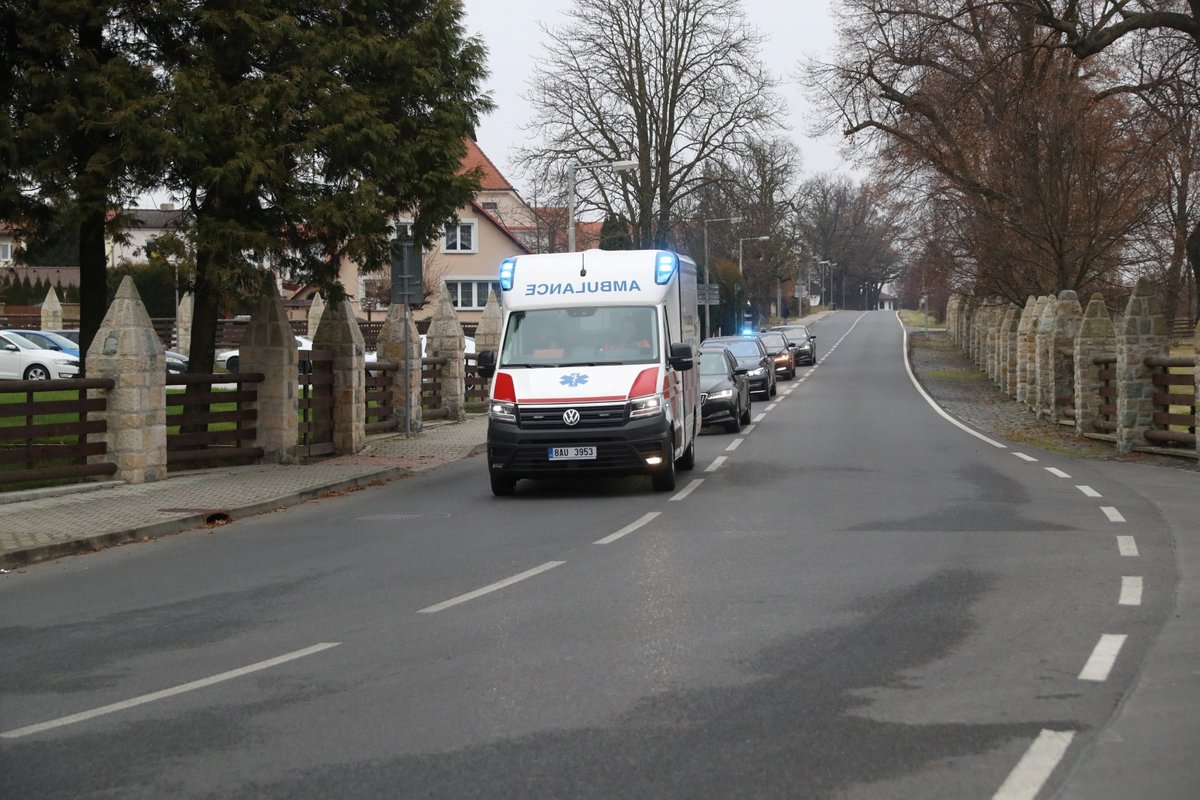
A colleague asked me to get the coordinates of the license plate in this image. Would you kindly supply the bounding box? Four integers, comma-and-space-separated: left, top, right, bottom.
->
547, 446, 596, 461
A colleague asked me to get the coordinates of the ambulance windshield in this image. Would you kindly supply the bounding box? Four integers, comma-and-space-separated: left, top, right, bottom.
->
499, 306, 660, 367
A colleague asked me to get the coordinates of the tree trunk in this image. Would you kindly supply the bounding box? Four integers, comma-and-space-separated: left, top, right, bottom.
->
1188, 220, 1200, 325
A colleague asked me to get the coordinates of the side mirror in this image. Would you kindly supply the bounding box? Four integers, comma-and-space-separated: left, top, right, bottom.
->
477, 350, 496, 378
668, 342, 694, 371
810, 335, 816, 341
3, 344, 17, 352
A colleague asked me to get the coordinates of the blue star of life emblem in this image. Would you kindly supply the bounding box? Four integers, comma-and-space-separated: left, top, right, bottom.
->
559, 372, 589, 387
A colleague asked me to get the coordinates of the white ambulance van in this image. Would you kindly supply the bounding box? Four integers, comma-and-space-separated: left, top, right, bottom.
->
477, 249, 701, 496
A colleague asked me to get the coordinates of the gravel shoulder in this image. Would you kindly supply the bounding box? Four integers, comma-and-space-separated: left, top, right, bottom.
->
906, 329, 1198, 473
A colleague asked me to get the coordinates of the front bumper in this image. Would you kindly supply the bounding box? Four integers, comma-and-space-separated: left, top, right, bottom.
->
701, 397, 737, 426
488, 412, 674, 479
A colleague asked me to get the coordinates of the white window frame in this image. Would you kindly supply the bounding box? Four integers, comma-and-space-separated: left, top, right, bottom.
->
445, 277, 500, 310
0, 242, 12, 262
441, 220, 478, 254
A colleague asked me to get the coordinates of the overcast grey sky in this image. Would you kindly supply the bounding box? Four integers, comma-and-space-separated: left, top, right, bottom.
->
460, 0, 848, 189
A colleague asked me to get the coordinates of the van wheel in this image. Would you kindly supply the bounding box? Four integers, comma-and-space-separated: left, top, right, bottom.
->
490, 472, 516, 496
677, 439, 695, 471
652, 444, 677, 492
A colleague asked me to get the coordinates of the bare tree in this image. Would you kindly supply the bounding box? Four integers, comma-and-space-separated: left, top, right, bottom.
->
808, 0, 1160, 304
518, 0, 782, 248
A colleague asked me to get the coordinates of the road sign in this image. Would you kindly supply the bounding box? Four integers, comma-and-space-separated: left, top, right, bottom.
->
700, 285, 721, 305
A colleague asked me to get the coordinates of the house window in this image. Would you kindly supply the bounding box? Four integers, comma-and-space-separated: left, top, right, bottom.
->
442, 222, 476, 253
0, 243, 11, 262
446, 279, 500, 310
481, 202, 499, 211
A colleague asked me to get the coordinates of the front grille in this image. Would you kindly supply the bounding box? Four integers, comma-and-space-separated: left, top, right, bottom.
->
504, 440, 662, 472
518, 402, 627, 429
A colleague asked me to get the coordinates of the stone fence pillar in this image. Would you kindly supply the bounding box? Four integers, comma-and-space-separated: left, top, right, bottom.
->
87, 277, 167, 483
377, 302, 423, 434
945, 295, 962, 345
313, 298, 365, 454
307, 292, 325, 338
1034, 298, 1057, 418
41, 288, 63, 330
1000, 305, 1019, 397
1195, 322, 1200, 460
242, 289, 299, 463
426, 283, 466, 422
1043, 291, 1083, 423
988, 302, 1004, 384
177, 293, 193, 354
475, 289, 503, 392
1015, 295, 1039, 406
1073, 293, 1116, 437
1116, 278, 1169, 454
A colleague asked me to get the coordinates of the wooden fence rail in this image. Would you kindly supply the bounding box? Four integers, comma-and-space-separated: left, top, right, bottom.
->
166, 372, 264, 468
1092, 354, 1118, 433
0, 377, 117, 485
1144, 355, 1196, 449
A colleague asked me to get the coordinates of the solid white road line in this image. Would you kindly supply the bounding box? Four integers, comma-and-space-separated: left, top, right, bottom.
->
993, 729, 1075, 800
1013, 452, 1038, 462
1101, 506, 1126, 523
418, 562, 565, 614
1078, 634, 1127, 681
1117, 536, 1139, 557
594, 512, 661, 545
705, 456, 727, 473
741, 424, 756, 434
1076, 485, 1102, 498
725, 438, 744, 452
669, 478, 704, 502
898, 317, 1007, 449
753, 413, 767, 423
1045, 467, 1071, 478
0, 642, 341, 739
1119, 576, 1144, 606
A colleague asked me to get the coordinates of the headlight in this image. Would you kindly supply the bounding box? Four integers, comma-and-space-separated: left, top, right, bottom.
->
707, 389, 733, 400
54, 357, 78, 366
774, 354, 790, 362
629, 395, 663, 419
748, 367, 765, 377
489, 401, 516, 423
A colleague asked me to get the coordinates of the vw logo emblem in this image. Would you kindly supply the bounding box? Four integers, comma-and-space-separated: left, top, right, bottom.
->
562, 408, 581, 426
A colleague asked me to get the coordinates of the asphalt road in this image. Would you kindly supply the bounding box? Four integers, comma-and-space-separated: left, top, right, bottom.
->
0, 311, 1180, 799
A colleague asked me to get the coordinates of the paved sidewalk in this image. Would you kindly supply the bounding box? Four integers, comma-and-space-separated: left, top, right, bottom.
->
0, 415, 488, 569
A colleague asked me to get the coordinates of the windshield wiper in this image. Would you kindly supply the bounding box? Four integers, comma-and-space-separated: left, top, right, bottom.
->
559, 361, 600, 367
500, 363, 553, 369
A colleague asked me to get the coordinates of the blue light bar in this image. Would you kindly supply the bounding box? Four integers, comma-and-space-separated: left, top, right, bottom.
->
498, 257, 516, 291
655, 251, 678, 285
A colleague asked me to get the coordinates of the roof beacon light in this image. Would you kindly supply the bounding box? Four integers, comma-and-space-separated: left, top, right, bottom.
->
655, 251, 678, 285
498, 257, 517, 291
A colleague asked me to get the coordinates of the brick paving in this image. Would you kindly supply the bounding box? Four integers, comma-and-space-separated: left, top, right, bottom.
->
0, 415, 488, 568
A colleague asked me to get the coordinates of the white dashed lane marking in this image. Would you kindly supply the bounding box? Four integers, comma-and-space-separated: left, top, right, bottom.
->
1117, 536, 1139, 557
1045, 467, 1070, 478
1076, 485, 1102, 498
993, 729, 1075, 800
594, 512, 660, 545
1118, 576, 1143, 606
1013, 452, 1038, 462
725, 438, 744, 452
741, 424, 756, 434
1078, 634, 1127, 682
705, 456, 727, 473
1, 643, 341, 739
418, 562, 565, 613
753, 413, 767, 423
669, 479, 703, 502
1101, 506, 1126, 523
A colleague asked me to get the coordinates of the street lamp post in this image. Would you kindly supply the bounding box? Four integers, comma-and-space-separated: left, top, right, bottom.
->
738, 235, 769, 329
703, 216, 741, 338
567, 158, 638, 252
815, 260, 831, 308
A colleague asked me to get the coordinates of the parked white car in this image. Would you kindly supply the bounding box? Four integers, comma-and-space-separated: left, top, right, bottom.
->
216, 335, 474, 372
0, 331, 81, 380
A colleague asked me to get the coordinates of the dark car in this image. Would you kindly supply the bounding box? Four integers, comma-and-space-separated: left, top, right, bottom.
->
701, 335, 775, 398
772, 324, 817, 365
756, 329, 796, 380
698, 347, 752, 433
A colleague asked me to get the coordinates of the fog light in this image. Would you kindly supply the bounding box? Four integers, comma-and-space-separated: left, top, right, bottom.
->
645, 455, 663, 465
